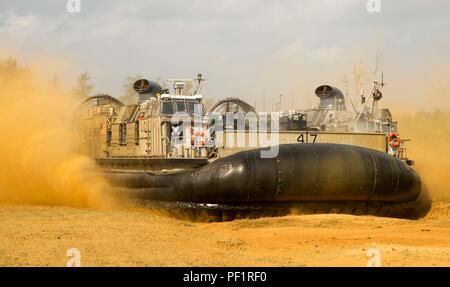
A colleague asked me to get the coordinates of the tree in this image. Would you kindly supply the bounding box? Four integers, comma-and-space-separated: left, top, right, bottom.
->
73, 72, 93, 98
350, 54, 381, 99
342, 53, 382, 114
119, 75, 142, 105
0, 57, 31, 82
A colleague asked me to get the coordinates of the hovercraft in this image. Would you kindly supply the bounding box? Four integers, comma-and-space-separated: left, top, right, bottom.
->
75, 75, 430, 221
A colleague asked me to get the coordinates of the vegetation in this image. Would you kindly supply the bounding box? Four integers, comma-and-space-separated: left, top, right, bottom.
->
72, 72, 93, 98
119, 75, 143, 105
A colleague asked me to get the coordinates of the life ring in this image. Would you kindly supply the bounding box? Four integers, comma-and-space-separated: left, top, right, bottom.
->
388, 132, 400, 148
192, 129, 206, 146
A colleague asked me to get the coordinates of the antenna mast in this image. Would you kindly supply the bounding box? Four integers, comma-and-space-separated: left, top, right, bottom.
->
193, 73, 205, 95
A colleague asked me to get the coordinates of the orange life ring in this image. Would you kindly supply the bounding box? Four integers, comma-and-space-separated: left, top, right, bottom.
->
192, 129, 206, 146
388, 132, 400, 148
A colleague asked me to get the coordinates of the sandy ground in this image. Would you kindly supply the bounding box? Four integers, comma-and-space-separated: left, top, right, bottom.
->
1, 201, 450, 267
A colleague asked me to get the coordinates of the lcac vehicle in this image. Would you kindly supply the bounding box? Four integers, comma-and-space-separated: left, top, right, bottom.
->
75, 74, 430, 221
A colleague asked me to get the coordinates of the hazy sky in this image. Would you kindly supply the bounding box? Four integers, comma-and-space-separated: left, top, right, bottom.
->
0, 0, 449, 111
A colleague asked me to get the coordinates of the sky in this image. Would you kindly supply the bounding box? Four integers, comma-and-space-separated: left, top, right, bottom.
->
0, 0, 449, 111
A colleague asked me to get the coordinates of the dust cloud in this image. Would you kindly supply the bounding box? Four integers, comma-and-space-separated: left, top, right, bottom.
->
0, 56, 447, 215
397, 110, 450, 202
0, 57, 116, 208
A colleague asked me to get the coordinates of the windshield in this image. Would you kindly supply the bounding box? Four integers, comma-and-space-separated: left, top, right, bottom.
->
187, 100, 203, 115
161, 101, 174, 115
176, 100, 187, 113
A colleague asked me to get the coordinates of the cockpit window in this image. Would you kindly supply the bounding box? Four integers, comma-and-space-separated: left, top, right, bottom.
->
176, 100, 187, 113
187, 100, 203, 115
161, 101, 174, 115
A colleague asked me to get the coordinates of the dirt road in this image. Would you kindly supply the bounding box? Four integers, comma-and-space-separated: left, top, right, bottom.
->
1, 201, 449, 266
